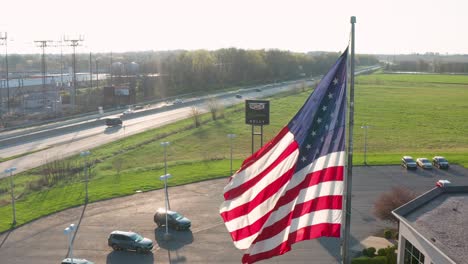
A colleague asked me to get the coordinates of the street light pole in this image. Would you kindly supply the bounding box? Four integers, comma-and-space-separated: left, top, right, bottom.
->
5, 167, 17, 225
159, 173, 172, 240
361, 125, 370, 165
160, 142, 171, 209
80, 150, 91, 203
227, 134, 236, 175
64, 224, 76, 264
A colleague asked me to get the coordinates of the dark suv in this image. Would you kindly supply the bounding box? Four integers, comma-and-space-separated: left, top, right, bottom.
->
107, 230, 153, 253
432, 156, 449, 169
401, 156, 417, 170
154, 209, 191, 231
105, 118, 122, 126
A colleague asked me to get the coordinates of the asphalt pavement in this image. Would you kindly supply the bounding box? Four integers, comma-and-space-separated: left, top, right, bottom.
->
0, 165, 467, 264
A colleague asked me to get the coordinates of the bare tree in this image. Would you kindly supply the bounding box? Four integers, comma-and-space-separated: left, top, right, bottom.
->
206, 97, 224, 120
374, 186, 418, 223
189, 106, 201, 127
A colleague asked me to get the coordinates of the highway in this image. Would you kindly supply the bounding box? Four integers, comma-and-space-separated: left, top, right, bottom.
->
0, 80, 308, 177
0, 65, 380, 178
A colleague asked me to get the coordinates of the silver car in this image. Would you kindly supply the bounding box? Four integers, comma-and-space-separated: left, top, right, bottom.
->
108, 230, 153, 253
61, 258, 94, 264
416, 158, 432, 169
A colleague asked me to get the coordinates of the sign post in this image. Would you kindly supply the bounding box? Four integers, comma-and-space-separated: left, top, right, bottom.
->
245, 100, 270, 154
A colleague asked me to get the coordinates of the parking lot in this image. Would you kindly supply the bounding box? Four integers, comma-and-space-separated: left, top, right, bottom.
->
0, 165, 467, 264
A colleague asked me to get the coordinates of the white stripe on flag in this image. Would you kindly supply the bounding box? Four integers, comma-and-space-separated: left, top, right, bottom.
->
220, 151, 345, 215
232, 180, 344, 249
246, 209, 342, 256
223, 131, 296, 193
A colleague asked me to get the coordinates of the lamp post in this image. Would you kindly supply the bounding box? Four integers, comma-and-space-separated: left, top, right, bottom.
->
80, 150, 91, 203
63, 224, 76, 264
160, 141, 170, 209
227, 134, 236, 175
361, 125, 370, 165
159, 173, 172, 240
5, 167, 17, 225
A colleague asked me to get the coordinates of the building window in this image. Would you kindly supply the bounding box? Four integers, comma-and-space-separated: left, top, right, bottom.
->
404, 240, 425, 264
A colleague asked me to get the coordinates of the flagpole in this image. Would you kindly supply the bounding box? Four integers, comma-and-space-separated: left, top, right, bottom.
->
343, 16, 356, 264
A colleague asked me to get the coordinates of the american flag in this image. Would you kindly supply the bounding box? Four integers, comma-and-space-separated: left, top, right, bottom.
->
219, 49, 348, 264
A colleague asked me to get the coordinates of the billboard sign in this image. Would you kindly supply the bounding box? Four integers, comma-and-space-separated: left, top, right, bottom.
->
245, 100, 270, 125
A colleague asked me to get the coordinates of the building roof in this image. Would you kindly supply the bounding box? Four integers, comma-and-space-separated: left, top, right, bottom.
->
393, 186, 468, 264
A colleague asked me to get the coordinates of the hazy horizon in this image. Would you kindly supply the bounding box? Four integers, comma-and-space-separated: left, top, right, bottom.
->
1, 0, 467, 55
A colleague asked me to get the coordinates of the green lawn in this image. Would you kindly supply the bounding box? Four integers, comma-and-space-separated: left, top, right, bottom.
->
0, 73, 468, 232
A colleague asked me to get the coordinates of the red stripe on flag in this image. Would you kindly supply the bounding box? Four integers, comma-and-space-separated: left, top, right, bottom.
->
242, 223, 341, 264
277, 166, 344, 209
221, 166, 296, 222
255, 195, 342, 242
237, 126, 290, 172
223, 140, 298, 200
225, 166, 343, 241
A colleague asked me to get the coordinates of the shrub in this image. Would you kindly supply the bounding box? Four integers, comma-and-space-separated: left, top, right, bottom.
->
351, 256, 387, 264
374, 186, 418, 223
384, 229, 393, 239
367, 247, 376, 257
377, 248, 387, 256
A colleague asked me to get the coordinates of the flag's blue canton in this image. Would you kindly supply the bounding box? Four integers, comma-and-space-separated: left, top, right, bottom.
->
288, 51, 348, 172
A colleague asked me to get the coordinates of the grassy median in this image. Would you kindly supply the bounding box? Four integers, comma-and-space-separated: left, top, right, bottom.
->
1, 73, 468, 232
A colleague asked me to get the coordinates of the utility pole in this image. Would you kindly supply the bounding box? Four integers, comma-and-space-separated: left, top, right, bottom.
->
0, 32, 10, 113
64, 36, 84, 109
95, 58, 99, 89
89, 52, 93, 89
60, 39, 64, 90
110, 51, 113, 86
34, 40, 53, 108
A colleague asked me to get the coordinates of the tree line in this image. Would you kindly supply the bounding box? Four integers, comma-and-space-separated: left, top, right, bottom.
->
385, 60, 468, 73
0, 49, 379, 99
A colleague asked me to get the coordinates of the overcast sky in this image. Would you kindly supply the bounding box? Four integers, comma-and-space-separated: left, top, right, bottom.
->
1, 0, 467, 54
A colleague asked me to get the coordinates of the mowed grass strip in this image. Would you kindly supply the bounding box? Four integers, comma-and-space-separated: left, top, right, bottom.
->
0, 73, 468, 232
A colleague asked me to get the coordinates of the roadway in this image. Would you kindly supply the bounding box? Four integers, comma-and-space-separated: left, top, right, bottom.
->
0, 79, 315, 178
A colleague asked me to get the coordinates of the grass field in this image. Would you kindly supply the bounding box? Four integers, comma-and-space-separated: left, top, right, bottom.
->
0, 73, 467, 232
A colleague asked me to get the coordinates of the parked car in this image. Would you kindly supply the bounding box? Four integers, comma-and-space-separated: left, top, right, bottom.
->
61, 258, 94, 264
416, 158, 433, 169
432, 156, 449, 169
105, 118, 122, 126
107, 230, 153, 253
154, 208, 191, 231
401, 156, 417, 170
